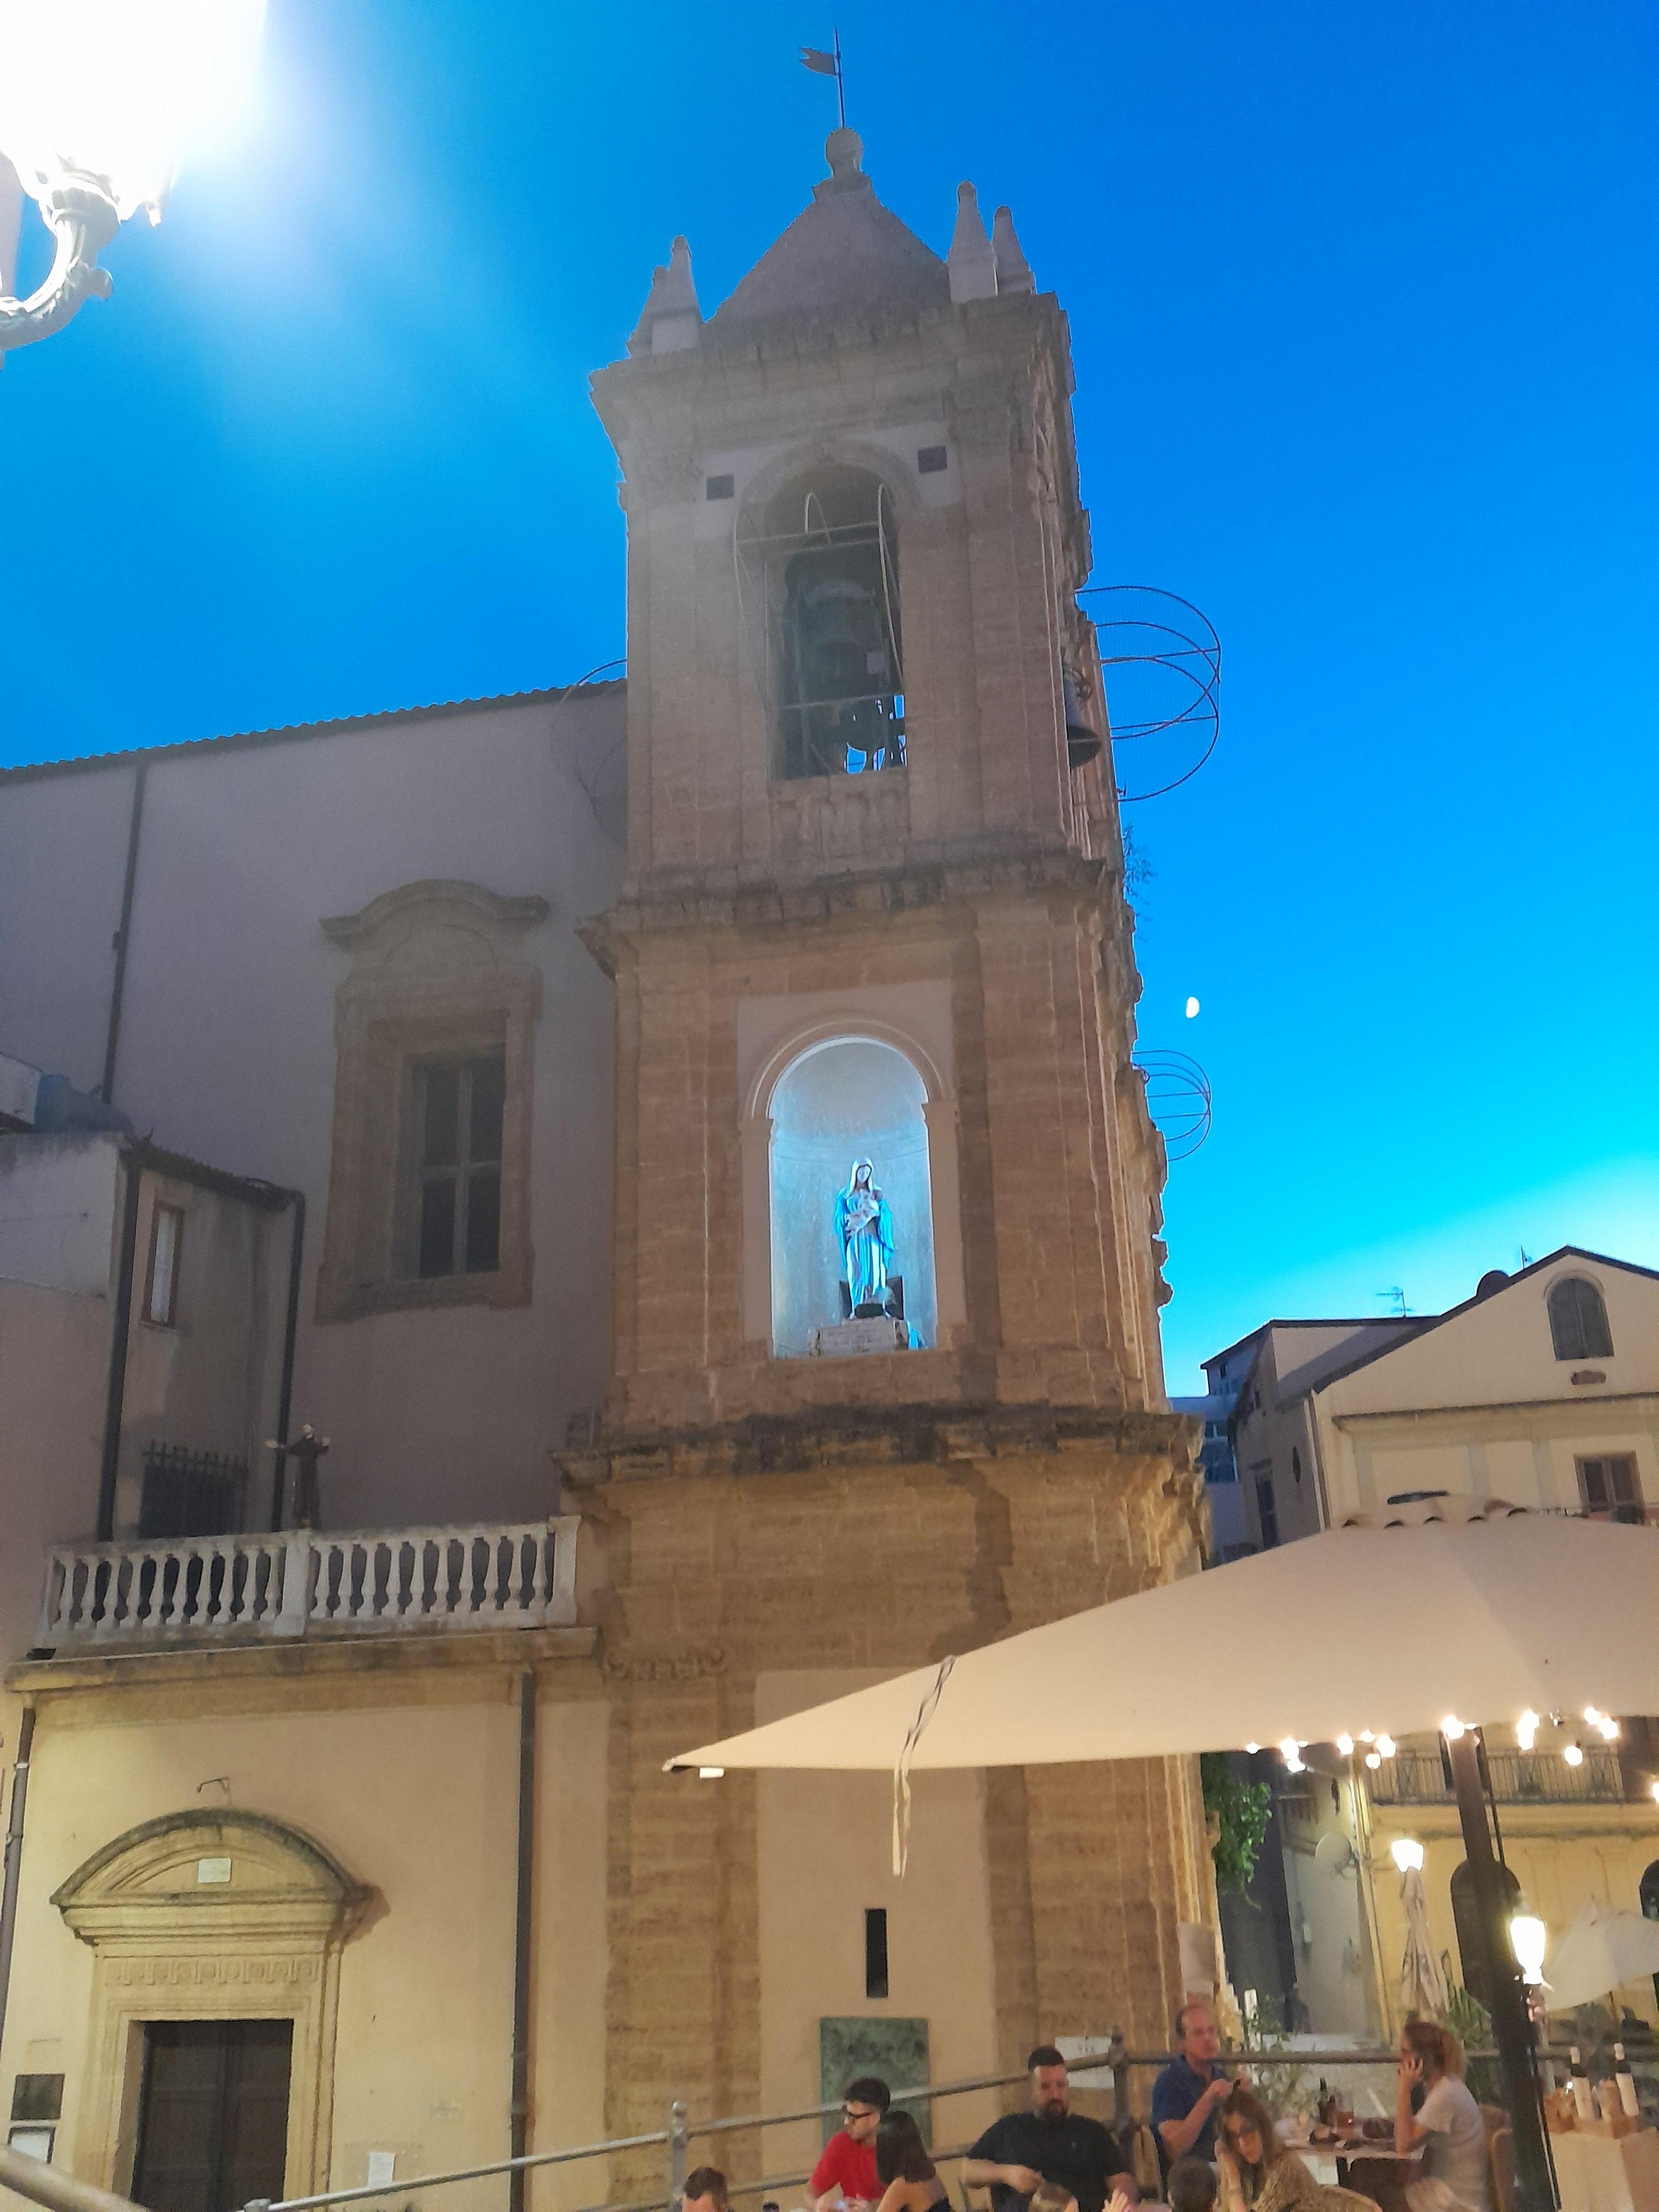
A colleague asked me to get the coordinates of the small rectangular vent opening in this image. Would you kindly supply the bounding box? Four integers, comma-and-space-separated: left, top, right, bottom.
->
705, 474, 736, 500
864, 1906, 890, 1999
916, 446, 948, 475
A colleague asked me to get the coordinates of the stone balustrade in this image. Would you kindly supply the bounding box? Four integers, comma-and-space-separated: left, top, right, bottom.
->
38, 1517, 580, 1649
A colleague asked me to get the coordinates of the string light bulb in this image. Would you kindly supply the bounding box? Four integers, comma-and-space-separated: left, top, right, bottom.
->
1377, 1734, 1397, 1759
1598, 1715, 1621, 1742
1365, 1750, 1382, 1770
1649, 1780, 1659, 1805
1516, 1710, 1539, 1752
1280, 1737, 1306, 1774
1390, 1837, 1425, 1873
1562, 1741, 1585, 1769
1245, 1742, 1259, 1756
1359, 1730, 1375, 1744
1336, 1733, 1355, 1757
1442, 1715, 1466, 1740
1510, 1913, 1548, 1985
1584, 1707, 1602, 1727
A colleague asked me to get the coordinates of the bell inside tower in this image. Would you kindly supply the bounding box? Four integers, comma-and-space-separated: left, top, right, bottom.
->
740, 465, 905, 780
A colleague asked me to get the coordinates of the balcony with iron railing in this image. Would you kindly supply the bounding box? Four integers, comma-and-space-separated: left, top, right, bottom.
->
1367, 1742, 1626, 1805
36, 1516, 579, 1652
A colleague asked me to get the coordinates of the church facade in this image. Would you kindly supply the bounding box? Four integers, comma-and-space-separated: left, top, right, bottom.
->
0, 133, 1210, 2212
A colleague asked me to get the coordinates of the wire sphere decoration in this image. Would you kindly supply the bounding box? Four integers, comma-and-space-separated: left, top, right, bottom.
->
1133, 1048, 1213, 1161
1080, 584, 1220, 803
550, 658, 627, 845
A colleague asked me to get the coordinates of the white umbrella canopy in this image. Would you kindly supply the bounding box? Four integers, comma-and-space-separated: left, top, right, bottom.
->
669, 1510, 1659, 1773
1544, 1902, 1659, 2012
1400, 1866, 1451, 2017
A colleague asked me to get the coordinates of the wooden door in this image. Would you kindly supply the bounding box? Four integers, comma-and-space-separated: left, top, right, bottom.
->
132, 2020, 293, 2212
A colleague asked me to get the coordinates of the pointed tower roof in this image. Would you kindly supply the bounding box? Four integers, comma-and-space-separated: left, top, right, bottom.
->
708, 129, 949, 339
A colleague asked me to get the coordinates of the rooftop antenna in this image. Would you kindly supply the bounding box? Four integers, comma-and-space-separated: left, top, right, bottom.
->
800, 29, 847, 128
1375, 1287, 1409, 1318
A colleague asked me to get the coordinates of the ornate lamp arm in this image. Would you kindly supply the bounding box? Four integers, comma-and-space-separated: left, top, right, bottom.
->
0, 170, 123, 355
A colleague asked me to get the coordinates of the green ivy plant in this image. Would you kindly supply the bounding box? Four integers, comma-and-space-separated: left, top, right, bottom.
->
1201, 1752, 1273, 1894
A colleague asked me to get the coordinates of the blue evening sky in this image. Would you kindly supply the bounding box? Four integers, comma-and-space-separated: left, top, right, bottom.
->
2, 3, 1654, 1388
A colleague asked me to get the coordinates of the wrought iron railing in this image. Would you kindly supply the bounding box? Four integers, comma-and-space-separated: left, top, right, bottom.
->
1368, 1745, 1625, 1804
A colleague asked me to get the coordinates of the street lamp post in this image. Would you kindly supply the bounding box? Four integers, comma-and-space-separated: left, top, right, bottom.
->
0, 0, 263, 357
1445, 1726, 1555, 2212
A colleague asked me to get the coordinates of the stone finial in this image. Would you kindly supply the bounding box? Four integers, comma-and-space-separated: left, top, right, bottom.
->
992, 205, 1034, 294
627, 235, 703, 357
948, 181, 998, 303
825, 126, 864, 182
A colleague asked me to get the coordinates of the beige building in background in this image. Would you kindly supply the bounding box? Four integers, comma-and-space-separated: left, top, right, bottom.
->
0, 130, 1213, 2212
1217, 1253, 1659, 2037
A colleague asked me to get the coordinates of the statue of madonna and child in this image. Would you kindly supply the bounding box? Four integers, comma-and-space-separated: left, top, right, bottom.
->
832, 1160, 919, 1346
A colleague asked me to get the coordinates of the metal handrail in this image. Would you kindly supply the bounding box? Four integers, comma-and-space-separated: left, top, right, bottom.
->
0, 2046, 1515, 2212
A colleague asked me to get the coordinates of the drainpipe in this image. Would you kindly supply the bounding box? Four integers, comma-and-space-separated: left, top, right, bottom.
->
509, 1668, 536, 2212
0, 1705, 37, 2055
268, 1192, 307, 1532
100, 764, 147, 1105
95, 1150, 144, 1541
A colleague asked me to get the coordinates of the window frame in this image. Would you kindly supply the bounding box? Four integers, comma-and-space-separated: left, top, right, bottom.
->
1547, 1275, 1614, 1362
408, 1049, 506, 1283
1577, 1452, 1644, 1525
314, 882, 545, 1326
144, 1201, 185, 1328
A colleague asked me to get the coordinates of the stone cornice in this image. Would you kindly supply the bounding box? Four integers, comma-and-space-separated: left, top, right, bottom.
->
591, 292, 1071, 452
321, 879, 550, 946
8, 1623, 597, 1697
555, 1402, 1200, 1488
579, 845, 1120, 970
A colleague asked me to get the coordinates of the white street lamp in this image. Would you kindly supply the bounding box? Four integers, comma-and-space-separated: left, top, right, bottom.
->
1509, 1912, 1548, 1986
1390, 1835, 1426, 1873
0, 0, 263, 354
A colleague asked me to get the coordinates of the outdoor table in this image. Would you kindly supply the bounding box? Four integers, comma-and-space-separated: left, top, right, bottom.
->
1549, 2128, 1659, 2212
1331, 2143, 1425, 2212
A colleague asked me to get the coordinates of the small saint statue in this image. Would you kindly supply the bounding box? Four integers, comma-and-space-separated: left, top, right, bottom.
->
266, 1421, 330, 1531
835, 1159, 895, 1315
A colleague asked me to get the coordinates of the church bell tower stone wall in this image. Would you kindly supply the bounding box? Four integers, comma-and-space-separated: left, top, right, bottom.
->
568, 136, 1215, 2168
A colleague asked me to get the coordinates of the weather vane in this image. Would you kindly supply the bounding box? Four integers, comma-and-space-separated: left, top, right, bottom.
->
799, 29, 846, 128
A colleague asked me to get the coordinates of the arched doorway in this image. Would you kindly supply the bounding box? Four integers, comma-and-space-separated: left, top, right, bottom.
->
769, 1036, 936, 1356
1450, 1857, 1521, 2011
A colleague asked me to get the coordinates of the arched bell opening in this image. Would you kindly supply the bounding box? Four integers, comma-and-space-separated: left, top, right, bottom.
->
768, 1036, 936, 1357
742, 464, 905, 782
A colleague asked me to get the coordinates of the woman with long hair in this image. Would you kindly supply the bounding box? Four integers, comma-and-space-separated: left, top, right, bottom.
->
1395, 2021, 1490, 2212
874, 2112, 945, 2212
1217, 2089, 1377, 2212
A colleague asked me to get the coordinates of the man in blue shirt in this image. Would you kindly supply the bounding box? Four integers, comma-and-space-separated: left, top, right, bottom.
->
1152, 2004, 1234, 2174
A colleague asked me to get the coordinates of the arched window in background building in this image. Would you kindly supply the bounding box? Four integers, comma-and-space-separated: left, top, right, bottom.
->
1449, 1858, 1521, 2011
1548, 1276, 1614, 1362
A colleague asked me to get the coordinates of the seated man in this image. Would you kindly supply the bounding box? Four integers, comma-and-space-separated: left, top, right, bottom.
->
684, 2170, 729, 2212
964, 2046, 1136, 2212
811, 2078, 891, 2212
1153, 2003, 1235, 2175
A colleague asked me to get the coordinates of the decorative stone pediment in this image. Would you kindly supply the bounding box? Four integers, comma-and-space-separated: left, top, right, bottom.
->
54, 1809, 371, 1952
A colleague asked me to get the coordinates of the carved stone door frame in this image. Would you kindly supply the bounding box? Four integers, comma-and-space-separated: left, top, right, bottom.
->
53, 1810, 371, 2198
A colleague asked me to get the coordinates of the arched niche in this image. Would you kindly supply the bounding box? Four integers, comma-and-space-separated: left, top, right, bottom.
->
767, 1037, 937, 1357
54, 1809, 370, 2197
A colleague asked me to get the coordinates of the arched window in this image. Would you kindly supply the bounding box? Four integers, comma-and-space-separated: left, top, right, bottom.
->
1548, 1276, 1614, 1362
754, 466, 904, 781
1449, 1858, 1520, 2009
1639, 1862, 1659, 2009
768, 1037, 936, 1357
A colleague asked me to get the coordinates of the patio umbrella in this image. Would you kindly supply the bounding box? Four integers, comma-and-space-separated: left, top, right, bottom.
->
1399, 1863, 1451, 2018
668, 1507, 1659, 1774
1543, 1901, 1659, 2011
669, 1505, 1659, 2212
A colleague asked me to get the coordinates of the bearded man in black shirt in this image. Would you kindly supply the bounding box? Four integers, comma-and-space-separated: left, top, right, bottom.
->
964, 2047, 1137, 2212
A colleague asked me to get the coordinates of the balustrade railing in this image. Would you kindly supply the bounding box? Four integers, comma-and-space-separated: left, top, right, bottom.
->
37, 1517, 580, 1649
1368, 1743, 1625, 1804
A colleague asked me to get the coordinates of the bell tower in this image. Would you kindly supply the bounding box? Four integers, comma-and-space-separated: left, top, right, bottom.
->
589, 127, 1174, 1430
573, 133, 1213, 2168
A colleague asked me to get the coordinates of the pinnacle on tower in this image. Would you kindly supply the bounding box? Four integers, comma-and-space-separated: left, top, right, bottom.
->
992, 204, 1034, 294
947, 181, 998, 303
627, 234, 703, 356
